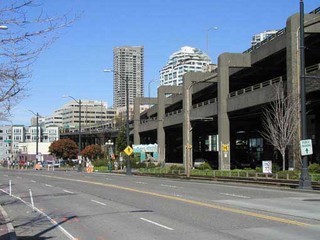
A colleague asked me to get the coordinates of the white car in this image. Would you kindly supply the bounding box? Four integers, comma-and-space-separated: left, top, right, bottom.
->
194, 158, 206, 168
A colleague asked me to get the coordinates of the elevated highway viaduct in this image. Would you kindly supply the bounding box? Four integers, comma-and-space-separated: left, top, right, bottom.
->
134, 8, 320, 170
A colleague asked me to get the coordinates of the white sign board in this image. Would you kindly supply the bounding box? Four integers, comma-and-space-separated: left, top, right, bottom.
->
300, 139, 313, 156
262, 161, 272, 174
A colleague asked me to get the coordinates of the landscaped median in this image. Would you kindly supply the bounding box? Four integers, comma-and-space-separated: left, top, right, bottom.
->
136, 163, 320, 189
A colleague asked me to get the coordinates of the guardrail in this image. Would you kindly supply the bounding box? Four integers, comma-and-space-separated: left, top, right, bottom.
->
306, 63, 320, 73
228, 77, 283, 98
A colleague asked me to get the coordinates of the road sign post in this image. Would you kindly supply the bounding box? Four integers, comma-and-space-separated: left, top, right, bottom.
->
300, 139, 313, 156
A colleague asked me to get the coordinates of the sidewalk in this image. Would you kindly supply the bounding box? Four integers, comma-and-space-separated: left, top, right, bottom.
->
0, 205, 16, 240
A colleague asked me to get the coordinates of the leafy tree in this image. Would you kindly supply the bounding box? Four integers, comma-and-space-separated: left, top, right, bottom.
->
49, 138, 78, 160
116, 126, 127, 153
81, 144, 103, 160
260, 85, 299, 171
0, 1, 77, 119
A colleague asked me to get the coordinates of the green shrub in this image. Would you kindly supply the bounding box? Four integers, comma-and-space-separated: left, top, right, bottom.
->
92, 158, 107, 167
308, 163, 320, 173
169, 164, 185, 171
272, 163, 281, 173
276, 170, 300, 180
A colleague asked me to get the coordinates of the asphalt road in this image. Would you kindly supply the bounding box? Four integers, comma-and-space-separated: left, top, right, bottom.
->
0, 168, 320, 240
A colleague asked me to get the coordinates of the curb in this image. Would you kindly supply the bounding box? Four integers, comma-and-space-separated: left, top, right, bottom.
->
0, 205, 16, 240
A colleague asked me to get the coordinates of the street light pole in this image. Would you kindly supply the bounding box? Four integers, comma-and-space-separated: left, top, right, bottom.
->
28, 110, 39, 160
104, 69, 131, 175
298, 0, 312, 189
206, 26, 218, 58
125, 75, 131, 175
64, 95, 82, 157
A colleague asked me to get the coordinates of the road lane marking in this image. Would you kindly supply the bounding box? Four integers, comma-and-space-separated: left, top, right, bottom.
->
91, 200, 106, 206
45, 184, 53, 187
0, 189, 76, 240
220, 193, 251, 199
4, 175, 8, 177
136, 181, 147, 184
30, 180, 36, 183
161, 184, 177, 188
63, 190, 74, 194
16, 176, 21, 179
36, 174, 311, 227
140, 217, 174, 231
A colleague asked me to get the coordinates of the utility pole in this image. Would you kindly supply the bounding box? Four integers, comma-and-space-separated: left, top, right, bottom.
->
298, 0, 312, 189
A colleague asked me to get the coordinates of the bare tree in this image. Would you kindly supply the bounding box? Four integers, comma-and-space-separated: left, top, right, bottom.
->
0, 1, 78, 120
260, 84, 300, 170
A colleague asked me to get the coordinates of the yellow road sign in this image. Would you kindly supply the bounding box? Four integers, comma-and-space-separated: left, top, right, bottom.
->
124, 146, 133, 156
222, 144, 229, 152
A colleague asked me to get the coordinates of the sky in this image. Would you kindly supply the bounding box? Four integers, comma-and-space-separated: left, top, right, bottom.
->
5, 0, 320, 125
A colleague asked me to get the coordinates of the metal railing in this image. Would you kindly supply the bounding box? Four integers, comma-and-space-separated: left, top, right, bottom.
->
228, 77, 283, 98
306, 63, 320, 73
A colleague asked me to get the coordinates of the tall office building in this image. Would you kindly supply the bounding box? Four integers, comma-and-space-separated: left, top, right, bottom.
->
113, 46, 144, 109
160, 46, 212, 86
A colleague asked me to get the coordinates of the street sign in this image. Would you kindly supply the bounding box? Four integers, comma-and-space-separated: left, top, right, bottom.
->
222, 144, 229, 152
300, 139, 313, 156
4, 140, 12, 143
262, 161, 272, 174
124, 146, 133, 156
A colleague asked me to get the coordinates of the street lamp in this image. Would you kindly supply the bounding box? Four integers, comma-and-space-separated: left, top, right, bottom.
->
206, 26, 218, 58
63, 95, 82, 157
298, 0, 312, 189
184, 75, 216, 177
104, 69, 131, 175
0, 25, 8, 30
28, 110, 39, 160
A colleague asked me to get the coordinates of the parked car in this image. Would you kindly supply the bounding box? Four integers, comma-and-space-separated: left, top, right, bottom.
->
194, 158, 207, 168
42, 160, 60, 168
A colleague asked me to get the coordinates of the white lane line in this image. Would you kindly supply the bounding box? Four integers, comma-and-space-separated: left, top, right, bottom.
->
219, 193, 251, 199
63, 190, 74, 194
0, 189, 76, 240
136, 181, 147, 185
16, 176, 21, 179
91, 200, 106, 206
45, 184, 53, 187
161, 184, 177, 188
30, 180, 36, 183
140, 218, 174, 231
4, 175, 8, 177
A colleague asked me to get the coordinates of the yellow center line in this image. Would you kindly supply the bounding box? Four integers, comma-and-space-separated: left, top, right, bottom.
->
41, 174, 310, 227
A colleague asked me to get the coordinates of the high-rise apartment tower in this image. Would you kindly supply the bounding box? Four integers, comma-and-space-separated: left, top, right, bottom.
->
160, 46, 212, 86
113, 46, 144, 109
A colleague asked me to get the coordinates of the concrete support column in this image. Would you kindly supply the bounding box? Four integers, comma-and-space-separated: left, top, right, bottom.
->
217, 53, 251, 170
157, 86, 182, 164
133, 97, 141, 145
183, 77, 193, 177
286, 14, 301, 169
286, 13, 320, 169
157, 87, 166, 164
